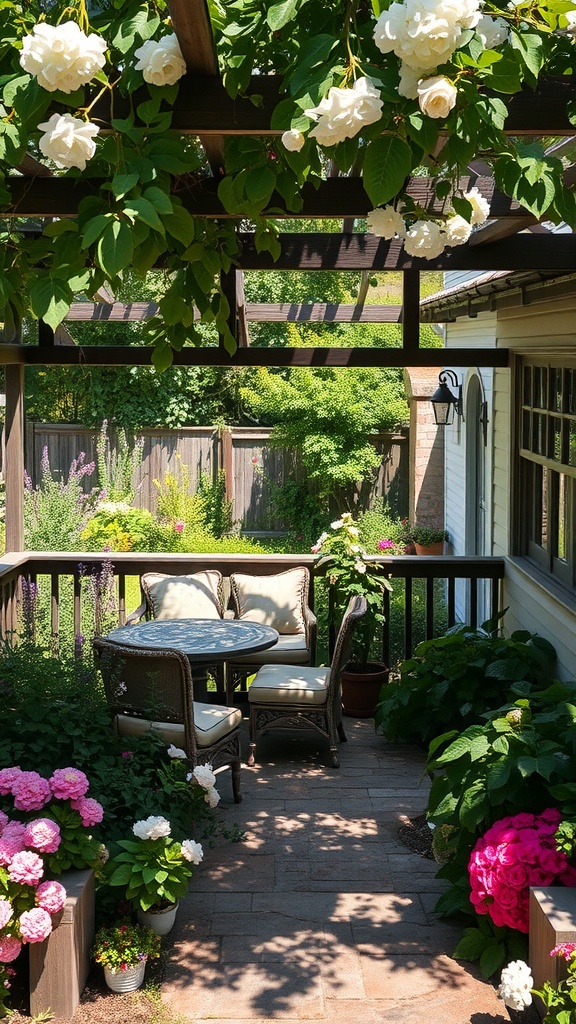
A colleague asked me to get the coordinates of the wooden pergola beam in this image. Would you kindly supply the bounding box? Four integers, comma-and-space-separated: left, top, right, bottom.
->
64, 301, 405, 323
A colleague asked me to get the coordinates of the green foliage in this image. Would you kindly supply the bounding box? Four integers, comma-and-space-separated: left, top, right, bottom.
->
153, 455, 206, 531
107, 828, 196, 911
23, 447, 99, 550
269, 480, 329, 549
375, 622, 558, 745
197, 470, 234, 538
533, 948, 576, 1024
452, 918, 528, 980
81, 504, 162, 552
411, 526, 449, 545
357, 500, 408, 553
96, 419, 144, 503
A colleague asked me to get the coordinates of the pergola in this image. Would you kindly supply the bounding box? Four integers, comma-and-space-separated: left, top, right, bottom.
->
2, 0, 576, 553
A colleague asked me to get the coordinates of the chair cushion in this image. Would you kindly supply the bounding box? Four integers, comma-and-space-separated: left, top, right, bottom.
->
231, 634, 310, 665
230, 569, 308, 635
113, 702, 242, 747
248, 664, 330, 705
142, 571, 222, 620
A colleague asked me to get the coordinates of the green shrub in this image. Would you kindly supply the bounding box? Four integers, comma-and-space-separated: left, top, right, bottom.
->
24, 448, 99, 551
374, 622, 557, 745
81, 505, 163, 552
357, 500, 408, 553
96, 419, 144, 504
197, 470, 234, 538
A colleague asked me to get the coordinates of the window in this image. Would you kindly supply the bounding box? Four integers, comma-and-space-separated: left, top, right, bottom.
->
518, 359, 576, 591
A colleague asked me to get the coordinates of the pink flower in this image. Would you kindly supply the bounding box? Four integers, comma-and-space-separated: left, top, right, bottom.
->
3, 821, 25, 839
174, 520, 185, 533
23, 818, 61, 854
378, 539, 395, 550
19, 908, 52, 943
551, 943, 576, 961
0, 811, 9, 833
0, 767, 22, 796
8, 850, 44, 887
36, 880, 67, 916
71, 796, 103, 827
121, 751, 133, 761
0, 836, 26, 866
12, 771, 52, 811
0, 899, 13, 929
511, 813, 536, 829
504, 863, 529, 890
49, 767, 89, 801
0, 935, 22, 963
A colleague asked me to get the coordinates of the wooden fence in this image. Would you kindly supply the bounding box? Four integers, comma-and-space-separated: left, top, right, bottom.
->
24, 423, 409, 532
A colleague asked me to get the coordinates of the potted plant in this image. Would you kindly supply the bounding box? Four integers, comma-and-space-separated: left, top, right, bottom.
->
107, 815, 204, 936
410, 526, 449, 555
92, 920, 161, 992
313, 513, 391, 717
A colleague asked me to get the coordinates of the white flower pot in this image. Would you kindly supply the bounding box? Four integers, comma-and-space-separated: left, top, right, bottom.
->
137, 901, 179, 936
103, 961, 145, 992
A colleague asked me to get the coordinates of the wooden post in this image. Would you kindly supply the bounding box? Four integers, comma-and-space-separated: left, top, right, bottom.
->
4, 363, 24, 552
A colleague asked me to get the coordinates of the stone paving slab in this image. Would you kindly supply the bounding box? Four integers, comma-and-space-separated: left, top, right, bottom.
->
162, 720, 508, 1023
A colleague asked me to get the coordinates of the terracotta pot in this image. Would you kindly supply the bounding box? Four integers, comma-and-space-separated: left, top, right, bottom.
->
414, 542, 445, 555
137, 901, 179, 936
104, 961, 145, 992
341, 662, 390, 718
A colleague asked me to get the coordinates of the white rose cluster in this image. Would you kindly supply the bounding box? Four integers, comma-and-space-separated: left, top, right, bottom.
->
305, 77, 383, 146
366, 186, 489, 260
134, 33, 186, 87
374, 0, 482, 73
132, 815, 172, 841
38, 113, 99, 171
497, 960, 533, 1010
20, 21, 107, 93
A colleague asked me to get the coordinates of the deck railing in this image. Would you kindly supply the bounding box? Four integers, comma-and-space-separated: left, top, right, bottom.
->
0, 551, 506, 668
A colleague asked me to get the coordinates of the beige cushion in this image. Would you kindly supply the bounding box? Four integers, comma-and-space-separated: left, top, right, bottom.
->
114, 701, 242, 748
231, 634, 310, 665
142, 571, 222, 620
230, 569, 307, 635
248, 664, 330, 706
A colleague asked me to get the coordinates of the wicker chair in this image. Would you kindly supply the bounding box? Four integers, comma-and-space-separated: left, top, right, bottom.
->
93, 637, 243, 802
247, 595, 367, 769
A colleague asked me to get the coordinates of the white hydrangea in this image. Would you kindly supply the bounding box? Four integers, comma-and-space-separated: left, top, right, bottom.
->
403, 220, 447, 258
193, 764, 217, 789
134, 33, 186, 87
444, 214, 473, 245
398, 63, 422, 99
497, 960, 533, 1010
476, 14, 510, 48
204, 787, 221, 808
181, 839, 204, 864
564, 9, 576, 35
20, 21, 107, 93
97, 500, 131, 513
132, 815, 171, 841
305, 77, 383, 147
463, 186, 490, 225
281, 129, 306, 152
367, 206, 406, 239
167, 744, 187, 759
374, 0, 482, 72
417, 75, 458, 118
38, 113, 99, 171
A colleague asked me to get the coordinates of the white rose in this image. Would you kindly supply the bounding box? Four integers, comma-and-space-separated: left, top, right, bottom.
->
204, 787, 221, 808
442, 0, 483, 29
281, 129, 306, 152
417, 75, 457, 119
134, 33, 186, 87
398, 63, 422, 99
367, 206, 406, 239
403, 220, 447, 259
374, 0, 463, 73
476, 14, 510, 47
331, 518, 344, 529
132, 815, 171, 841
305, 77, 383, 147
181, 839, 204, 865
444, 214, 472, 245
167, 744, 187, 759
38, 113, 99, 171
463, 186, 490, 225
20, 21, 107, 93
193, 763, 217, 789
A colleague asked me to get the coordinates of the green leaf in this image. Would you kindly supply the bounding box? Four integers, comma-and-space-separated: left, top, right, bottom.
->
479, 942, 505, 978
453, 928, 490, 961
81, 214, 111, 249
163, 209, 196, 247
29, 278, 72, 330
152, 341, 174, 372
143, 187, 174, 215
96, 219, 134, 277
123, 198, 164, 232
267, 0, 299, 31
509, 30, 544, 79
245, 166, 277, 205
363, 136, 412, 208
111, 173, 139, 200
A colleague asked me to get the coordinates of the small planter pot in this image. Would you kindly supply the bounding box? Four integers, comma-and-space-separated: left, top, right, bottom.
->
414, 541, 445, 555
103, 961, 146, 993
137, 901, 179, 936
341, 662, 390, 718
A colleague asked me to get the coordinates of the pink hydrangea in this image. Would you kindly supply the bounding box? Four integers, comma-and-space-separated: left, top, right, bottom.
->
0, 935, 22, 963
23, 818, 61, 854
19, 908, 52, 943
11, 771, 51, 811
36, 880, 67, 916
49, 767, 89, 801
468, 809, 574, 933
70, 796, 104, 827
0, 767, 22, 796
2, 821, 26, 840
0, 899, 13, 929
0, 811, 9, 833
8, 850, 44, 887
0, 836, 26, 866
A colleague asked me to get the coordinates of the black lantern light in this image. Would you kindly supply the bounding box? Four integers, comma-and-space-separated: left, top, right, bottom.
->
430, 369, 463, 426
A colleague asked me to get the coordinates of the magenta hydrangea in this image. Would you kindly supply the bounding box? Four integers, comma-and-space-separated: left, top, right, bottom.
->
0, 900, 12, 930
0, 811, 9, 832
8, 850, 44, 887
70, 796, 104, 827
0, 767, 22, 796
0, 936, 21, 963
35, 880, 67, 916
49, 767, 89, 801
0, 836, 26, 867
2, 822, 25, 840
19, 907, 52, 943
23, 818, 61, 854
468, 808, 575, 932
11, 771, 51, 811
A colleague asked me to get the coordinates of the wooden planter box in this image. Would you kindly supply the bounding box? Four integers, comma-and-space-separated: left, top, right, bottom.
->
529, 887, 576, 1018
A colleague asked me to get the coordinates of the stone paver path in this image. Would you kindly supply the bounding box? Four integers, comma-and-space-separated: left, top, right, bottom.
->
163, 717, 508, 1023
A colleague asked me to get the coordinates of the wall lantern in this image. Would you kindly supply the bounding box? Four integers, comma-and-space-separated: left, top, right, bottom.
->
430, 369, 463, 426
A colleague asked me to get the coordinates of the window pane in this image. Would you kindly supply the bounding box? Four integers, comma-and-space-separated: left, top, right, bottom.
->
541, 471, 548, 549
534, 367, 547, 409
570, 420, 576, 468
569, 370, 576, 415
534, 413, 545, 455
551, 368, 562, 413
523, 365, 532, 405
522, 410, 531, 449
553, 418, 563, 462
558, 475, 567, 561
